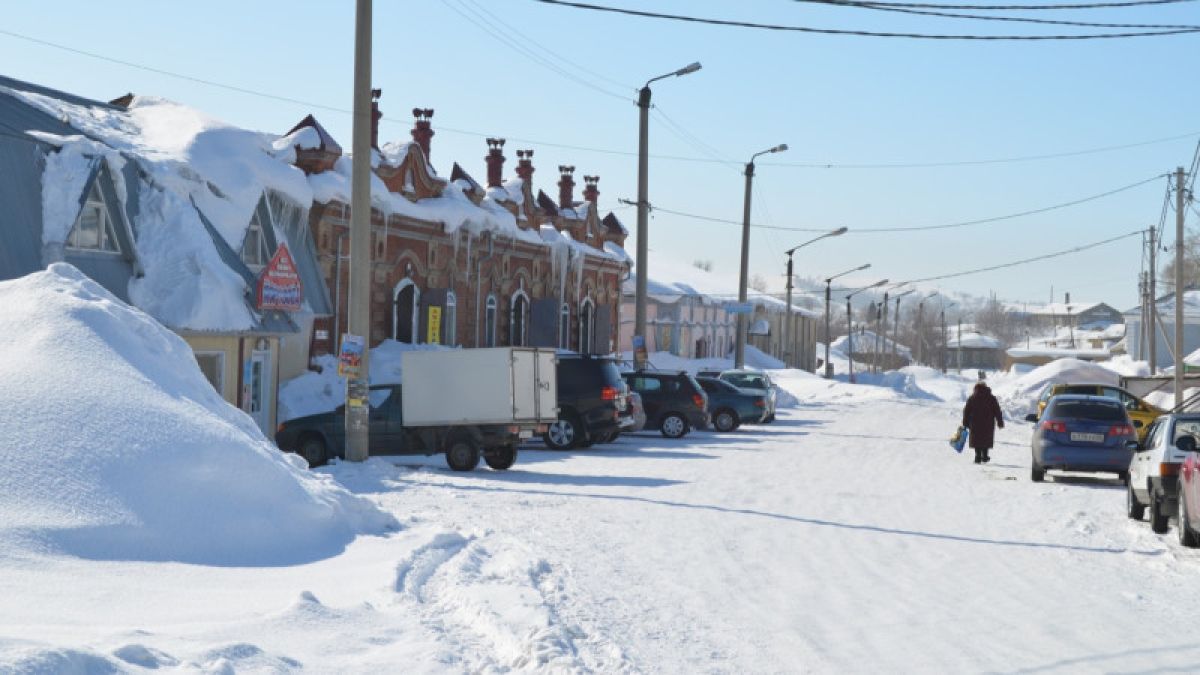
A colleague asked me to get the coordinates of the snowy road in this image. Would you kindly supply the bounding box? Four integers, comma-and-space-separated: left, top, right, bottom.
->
6, 370, 1200, 672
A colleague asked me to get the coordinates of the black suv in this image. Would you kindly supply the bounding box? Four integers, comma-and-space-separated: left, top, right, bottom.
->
545, 353, 627, 450
621, 370, 709, 438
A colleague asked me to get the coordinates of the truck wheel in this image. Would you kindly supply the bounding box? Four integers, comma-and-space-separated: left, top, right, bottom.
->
445, 436, 480, 471
1150, 491, 1170, 534
660, 413, 689, 439
544, 414, 582, 450
1126, 481, 1145, 520
298, 434, 328, 468
485, 445, 518, 470
713, 408, 739, 433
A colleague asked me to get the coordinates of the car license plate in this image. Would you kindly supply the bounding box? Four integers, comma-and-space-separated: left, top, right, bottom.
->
1070, 432, 1104, 443
519, 430, 533, 439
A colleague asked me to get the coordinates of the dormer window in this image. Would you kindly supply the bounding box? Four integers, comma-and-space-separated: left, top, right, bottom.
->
241, 210, 271, 272
67, 183, 120, 253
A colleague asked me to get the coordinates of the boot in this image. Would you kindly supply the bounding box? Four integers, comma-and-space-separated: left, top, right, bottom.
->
973, 449, 981, 464
982, 451, 991, 463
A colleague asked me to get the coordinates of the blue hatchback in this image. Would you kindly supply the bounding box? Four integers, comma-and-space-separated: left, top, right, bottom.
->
1025, 394, 1138, 483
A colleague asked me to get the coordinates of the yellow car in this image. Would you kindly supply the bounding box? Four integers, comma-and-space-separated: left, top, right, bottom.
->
1035, 383, 1165, 440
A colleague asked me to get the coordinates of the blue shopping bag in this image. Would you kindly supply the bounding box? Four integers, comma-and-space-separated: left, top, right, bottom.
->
950, 426, 969, 453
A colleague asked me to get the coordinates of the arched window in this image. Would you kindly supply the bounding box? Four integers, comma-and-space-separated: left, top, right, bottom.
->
393, 279, 420, 344
559, 303, 571, 349
579, 298, 595, 354
444, 291, 457, 346
510, 290, 530, 347
484, 295, 497, 347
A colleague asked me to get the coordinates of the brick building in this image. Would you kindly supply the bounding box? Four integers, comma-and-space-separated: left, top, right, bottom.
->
289, 102, 631, 357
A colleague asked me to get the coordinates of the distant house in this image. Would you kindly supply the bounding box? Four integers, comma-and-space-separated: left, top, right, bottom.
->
1016, 301, 1124, 330
829, 330, 912, 371
946, 330, 1004, 369
1124, 290, 1200, 371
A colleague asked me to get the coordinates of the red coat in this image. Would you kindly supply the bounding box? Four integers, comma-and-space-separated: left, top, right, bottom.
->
962, 384, 1004, 449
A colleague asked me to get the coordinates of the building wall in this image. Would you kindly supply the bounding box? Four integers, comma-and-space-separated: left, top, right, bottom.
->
185, 335, 281, 435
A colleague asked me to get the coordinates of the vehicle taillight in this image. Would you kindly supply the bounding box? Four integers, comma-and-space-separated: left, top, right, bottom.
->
1161, 462, 1181, 478
1041, 420, 1067, 433
276, 422, 286, 433
754, 398, 766, 407
600, 386, 618, 401
692, 393, 705, 408
1107, 424, 1135, 437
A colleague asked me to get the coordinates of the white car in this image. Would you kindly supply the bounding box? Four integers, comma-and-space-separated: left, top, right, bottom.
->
1126, 413, 1199, 534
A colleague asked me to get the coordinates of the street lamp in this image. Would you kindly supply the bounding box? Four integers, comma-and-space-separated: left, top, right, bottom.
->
876, 282, 911, 374
735, 142, 789, 368
783, 226, 848, 368
634, 62, 702, 369
915, 290, 938, 366
845, 279, 888, 383
823, 263, 870, 378
940, 298, 957, 373
890, 288, 916, 368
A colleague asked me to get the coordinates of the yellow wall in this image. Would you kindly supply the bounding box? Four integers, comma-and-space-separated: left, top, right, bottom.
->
185, 335, 281, 434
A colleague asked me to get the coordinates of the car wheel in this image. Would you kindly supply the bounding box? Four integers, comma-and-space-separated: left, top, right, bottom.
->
763, 413, 775, 424
445, 435, 480, 472
1118, 470, 1131, 483
298, 434, 328, 468
1179, 489, 1199, 548
1126, 480, 1145, 521
713, 408, 739, 433
660, 413, 689, 439
1031, 464, 1045, 483
544, 414, 581, 450
1150, 490, 1170, 534
484, 445, 517, 471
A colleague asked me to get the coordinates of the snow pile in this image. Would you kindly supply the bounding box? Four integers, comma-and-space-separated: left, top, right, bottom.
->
829, 331, 912, 359
1098, 354, 1151, 377
0, 265, 395, 565
278, 339, 455, 421
990, 357, 1122, 417
849, 366, 954, 402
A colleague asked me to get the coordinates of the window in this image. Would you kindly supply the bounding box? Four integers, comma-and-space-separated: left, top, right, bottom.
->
193, 352, 225, 395
67, 182, 121, 253
484, 295, 497, 347
579, 298, 595, 354
241, 210, 271, 271
444, 292, 457, 346
510, 291, 529, 347
393, 279, 420, 344
559, 303, 571, 349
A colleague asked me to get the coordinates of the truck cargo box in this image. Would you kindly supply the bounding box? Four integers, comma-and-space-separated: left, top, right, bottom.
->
400, 347, 557, 427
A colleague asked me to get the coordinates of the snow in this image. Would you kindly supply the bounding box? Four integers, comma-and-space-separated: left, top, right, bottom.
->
829, 330, 913, 358
0, 265, 395, 567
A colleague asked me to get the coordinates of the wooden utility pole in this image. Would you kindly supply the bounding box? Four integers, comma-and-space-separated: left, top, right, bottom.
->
1149, 225, 1157, 371
345, 0, 373, 462
1175, 166, 1186, 409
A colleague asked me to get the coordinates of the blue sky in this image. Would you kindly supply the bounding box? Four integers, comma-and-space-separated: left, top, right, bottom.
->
2, 0, 1197, 313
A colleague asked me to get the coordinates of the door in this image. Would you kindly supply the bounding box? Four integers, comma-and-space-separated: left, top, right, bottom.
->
246, 349, 272, 435
512, 349, 537, 422
537, 350, 558, 421
627, 376, 666, 424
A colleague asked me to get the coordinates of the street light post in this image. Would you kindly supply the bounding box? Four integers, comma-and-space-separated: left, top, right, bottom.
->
634, 62, 701, 369
822, 263, 870, 378
890, 288, 915, 368
783, 227, 847, 368
916, 291, 938, 366
735, 143, 788, 369
845, 279, 889, 383
939, 299, 956, 373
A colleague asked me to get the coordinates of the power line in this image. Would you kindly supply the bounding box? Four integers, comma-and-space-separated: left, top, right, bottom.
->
899, 230, 1142, 284
836, 3, 1200, 29
636, 174, 1166, 233
794, 0, 1197, 10
532, 0, 1200, 39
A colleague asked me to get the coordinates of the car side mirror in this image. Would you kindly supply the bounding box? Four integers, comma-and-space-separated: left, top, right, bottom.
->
1176, 436, 1198, 453
1024, 413, 1038, 423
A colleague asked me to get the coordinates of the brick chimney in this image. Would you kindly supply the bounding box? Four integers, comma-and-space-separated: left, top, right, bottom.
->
515, 149, 535, 181
411, 108, 434, 160
485, 138, 506, 188
583, 175, 599, 204
558, 165, 576, 208
370, 89, 382, 150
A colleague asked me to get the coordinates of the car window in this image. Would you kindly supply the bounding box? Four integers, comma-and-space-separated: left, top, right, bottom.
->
724, 373, 765, 389
629, 377, 663, 393
1063, 385, 1099, 396
1173, 420, 1200, 446
1047, 399, 1125, 421
698, 379, 719, 393
1144, 420, 1165, 448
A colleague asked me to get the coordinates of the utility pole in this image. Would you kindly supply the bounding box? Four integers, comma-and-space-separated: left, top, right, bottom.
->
1175, 166, 1186, 409
846, 295, 855, 382
1149, 225, 1157, 371
940, 306, 947, 373
735, 162, 755, 369
785, 255, 793, 367
344, 0, 373, 462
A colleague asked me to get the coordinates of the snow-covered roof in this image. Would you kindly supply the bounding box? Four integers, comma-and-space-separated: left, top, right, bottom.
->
1021, 302, 1108, 316
623, 257, 820, 318
829, 331, 912, 358
1124, 291, 1200, 320
947, 330, 1003, 349
1006, 346, 1112, 359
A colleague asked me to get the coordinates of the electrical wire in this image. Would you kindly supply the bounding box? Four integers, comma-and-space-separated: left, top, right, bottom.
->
835, 3, 1200, 29
793, 0, 1197, 10
898, 229, 1142, 284
531, 0, 1200, 39
638, 173, 1166, 233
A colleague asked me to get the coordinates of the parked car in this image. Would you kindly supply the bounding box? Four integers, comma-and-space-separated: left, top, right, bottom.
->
713, 369, 779, 423
696, 376, 767, 432
545, 352, 626, 450
1035, 383, 1164, 440
1176, 434, 1200, 547
1126, 413, 1200, 533
1024, 394, 1138, 483
621, 370, 709, 438
618, 390, 647, 435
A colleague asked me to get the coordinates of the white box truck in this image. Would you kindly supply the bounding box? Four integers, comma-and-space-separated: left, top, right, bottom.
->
276, 347, 557, 471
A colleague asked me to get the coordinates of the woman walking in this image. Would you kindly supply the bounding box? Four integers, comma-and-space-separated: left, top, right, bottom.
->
962, 381, 1004, 464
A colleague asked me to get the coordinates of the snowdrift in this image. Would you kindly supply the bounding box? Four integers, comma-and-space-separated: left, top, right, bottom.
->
0, 265, 396, 565
991, 358, 1122, 418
